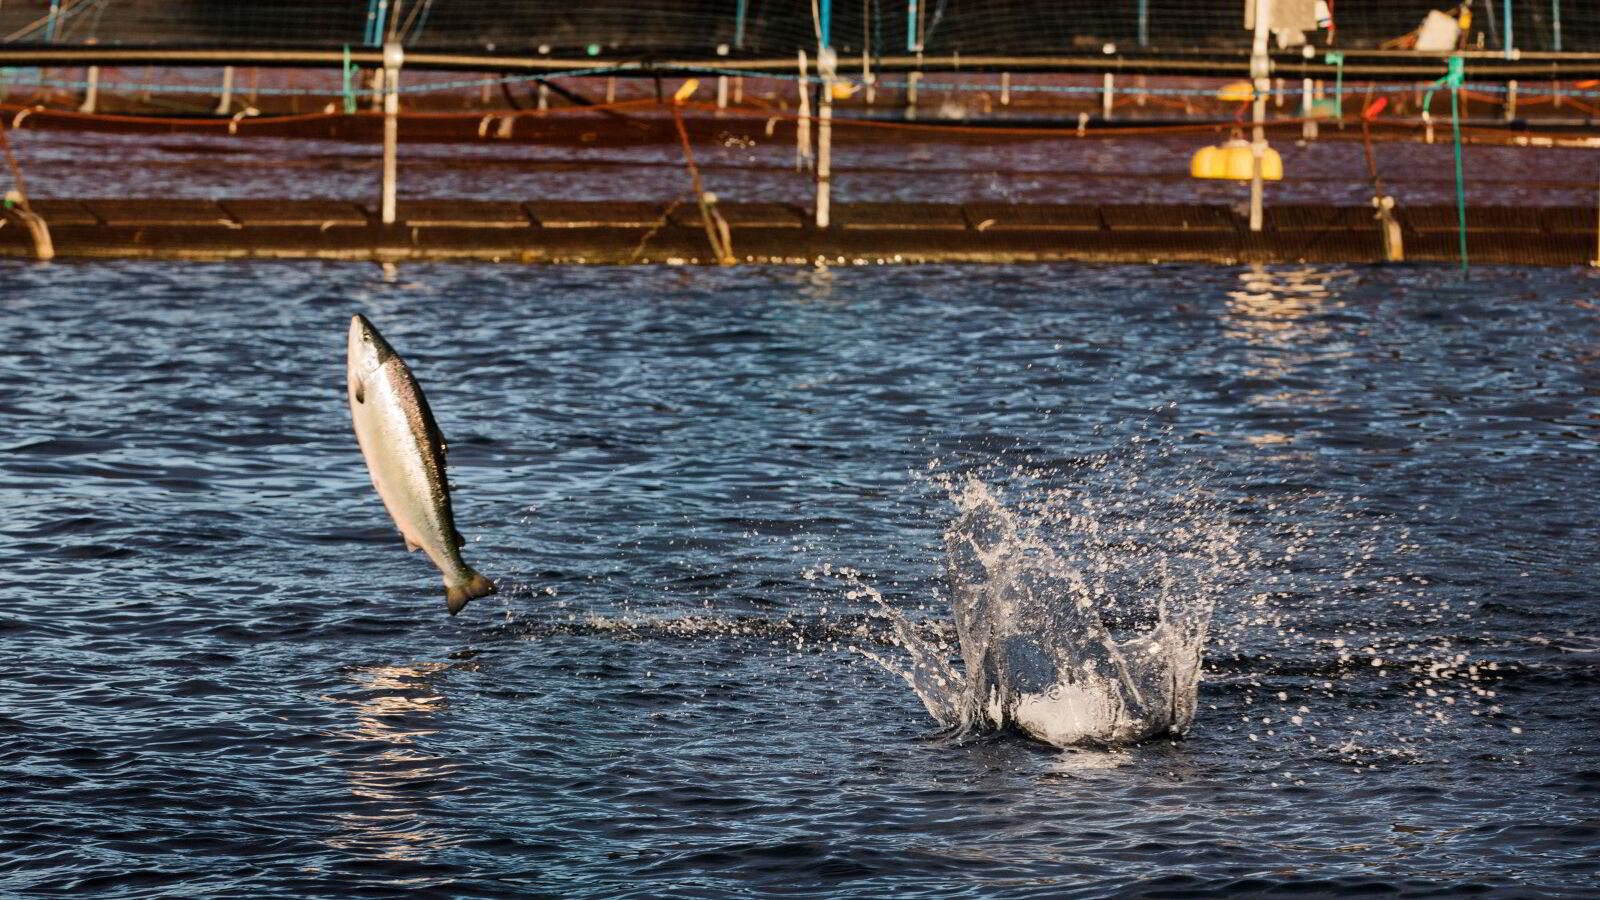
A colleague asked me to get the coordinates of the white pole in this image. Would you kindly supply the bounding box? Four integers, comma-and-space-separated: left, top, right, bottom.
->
381, 42, 403, 225
79, 66, 99, 113
1505, 79, 1517, 121
717, 43, 730, 112
1101, 42, 1116, 119
1001, 72, 1010, 106
537, 44, 550, 110
797, 50, 812, 171
907, 69, 920, 119
1301, 45, 1316, 140
818, 48, 835, 228
1249, 0, 1271, 232
214, 65, 234, 115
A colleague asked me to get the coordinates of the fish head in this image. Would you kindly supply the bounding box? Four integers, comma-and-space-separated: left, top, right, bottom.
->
347, 314, 400, 404
348, 313, 399, 374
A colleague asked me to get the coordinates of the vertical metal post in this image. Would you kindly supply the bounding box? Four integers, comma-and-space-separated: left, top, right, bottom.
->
817, 48, 835, 229
1553, 0, 1562, 51
735, 0, 748, 48
381, 42, 402, 226
1138, 0, 1148, 48
1249, 0, 1271, 232
819, 0, 832, 47
214, 66, 235, 115
796, 50, 812, 171
45, 1, 61, 44
907, 0, 921, 51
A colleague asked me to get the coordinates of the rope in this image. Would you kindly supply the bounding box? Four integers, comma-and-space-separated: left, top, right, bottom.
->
1419, 58, 1469, 276
1448, 57, 1467, 277
1324, 52, 1345, 120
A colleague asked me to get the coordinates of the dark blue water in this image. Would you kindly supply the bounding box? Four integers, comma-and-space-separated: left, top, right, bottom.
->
2, 261, 1597, 897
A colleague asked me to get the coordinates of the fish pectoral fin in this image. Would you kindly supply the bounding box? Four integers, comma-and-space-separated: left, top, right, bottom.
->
403, 534, 421, 552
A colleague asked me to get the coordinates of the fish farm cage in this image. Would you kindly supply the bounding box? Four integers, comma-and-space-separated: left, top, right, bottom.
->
2, 1, 1600, 266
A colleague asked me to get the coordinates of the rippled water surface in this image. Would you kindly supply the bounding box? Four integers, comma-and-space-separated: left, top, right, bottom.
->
3, 261, 1598, 897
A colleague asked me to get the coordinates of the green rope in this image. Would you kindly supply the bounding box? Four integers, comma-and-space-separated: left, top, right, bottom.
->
1447, 57, 1467, 277
342, 44, 355, 114
1422, 56, 1469, 276
1324, 51, 1344, 119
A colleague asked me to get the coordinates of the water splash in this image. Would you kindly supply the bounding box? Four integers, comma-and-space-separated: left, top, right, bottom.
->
851, 449, 1251, 748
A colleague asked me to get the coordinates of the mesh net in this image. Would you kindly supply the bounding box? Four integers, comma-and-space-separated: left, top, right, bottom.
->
0, 1, 1593, 55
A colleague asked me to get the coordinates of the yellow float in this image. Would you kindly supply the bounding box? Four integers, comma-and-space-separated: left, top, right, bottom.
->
1190, 138, 1283, 181
1216, 81, 1256, 102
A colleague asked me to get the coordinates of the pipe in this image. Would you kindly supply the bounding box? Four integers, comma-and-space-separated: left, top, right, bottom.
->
1504, 0, 1513, 60
796, 50, 812, 171
78, 65, 99, 114
1249, 0, 1270, 233
817, 47, 835, 228
0, 48, 1595, 80
381, 42, 402, 226
214, 65, 234, 115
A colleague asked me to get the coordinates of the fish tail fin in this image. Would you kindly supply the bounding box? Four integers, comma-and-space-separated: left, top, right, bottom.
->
446, 569, 496, 616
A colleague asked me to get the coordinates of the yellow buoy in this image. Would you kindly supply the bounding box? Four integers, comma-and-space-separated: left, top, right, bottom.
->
1216, 81, 1256, 103
1190, 139, 1283, 181
830, 80, 857, 100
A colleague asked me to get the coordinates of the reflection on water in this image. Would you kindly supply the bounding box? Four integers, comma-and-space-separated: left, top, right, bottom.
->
1224, 264, 1340, 339
1223, 265, 1351, 453
323, 663, 462, 870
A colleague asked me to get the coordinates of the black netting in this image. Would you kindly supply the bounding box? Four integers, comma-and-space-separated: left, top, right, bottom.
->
0, 1, 1592, 54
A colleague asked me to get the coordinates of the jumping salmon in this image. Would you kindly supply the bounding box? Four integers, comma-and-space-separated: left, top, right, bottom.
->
346, 313, 495, 614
